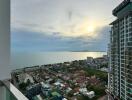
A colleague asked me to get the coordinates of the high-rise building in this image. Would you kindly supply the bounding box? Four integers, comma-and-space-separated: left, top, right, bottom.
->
108, 0, 132, 100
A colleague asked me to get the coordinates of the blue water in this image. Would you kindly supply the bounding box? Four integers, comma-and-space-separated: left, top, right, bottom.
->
11, 52, 106, 70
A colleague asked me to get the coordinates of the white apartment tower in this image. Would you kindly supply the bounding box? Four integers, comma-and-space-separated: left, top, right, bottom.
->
109, 0, 132, 100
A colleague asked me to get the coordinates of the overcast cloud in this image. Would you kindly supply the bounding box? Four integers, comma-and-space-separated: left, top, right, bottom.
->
11, 0, 123, 52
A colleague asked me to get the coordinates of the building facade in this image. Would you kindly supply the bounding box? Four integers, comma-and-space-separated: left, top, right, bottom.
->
109, 0, 132, 100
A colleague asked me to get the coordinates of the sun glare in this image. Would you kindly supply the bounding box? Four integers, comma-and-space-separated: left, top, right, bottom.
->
81, 19, 97, 35
59, 19, 101, 37
87, 25, 95, 33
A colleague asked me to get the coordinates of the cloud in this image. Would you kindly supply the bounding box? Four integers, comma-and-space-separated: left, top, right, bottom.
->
11, 0, 122, 51
11, 26, 110, 51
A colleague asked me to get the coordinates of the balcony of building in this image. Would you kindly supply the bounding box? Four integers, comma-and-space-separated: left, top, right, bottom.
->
0, 80, 28, 100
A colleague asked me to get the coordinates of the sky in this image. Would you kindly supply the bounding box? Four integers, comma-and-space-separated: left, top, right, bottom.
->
11, 0, 123, 52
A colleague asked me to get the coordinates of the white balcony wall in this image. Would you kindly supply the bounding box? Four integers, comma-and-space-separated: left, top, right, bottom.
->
0, 0, 10, 80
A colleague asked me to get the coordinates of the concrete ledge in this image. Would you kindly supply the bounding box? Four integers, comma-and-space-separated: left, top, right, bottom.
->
2, 80, 28, 100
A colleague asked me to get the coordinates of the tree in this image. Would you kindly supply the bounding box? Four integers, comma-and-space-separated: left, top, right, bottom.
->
19, 82, 28, 91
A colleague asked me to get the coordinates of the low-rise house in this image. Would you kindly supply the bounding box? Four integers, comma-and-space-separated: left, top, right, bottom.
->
18, 73, 34, 84
26, 84, 42, 100
86, 91, 95, 99
79, 88, 95, 99
41, 82, 51, 96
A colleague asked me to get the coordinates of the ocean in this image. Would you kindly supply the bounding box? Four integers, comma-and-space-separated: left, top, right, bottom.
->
11, 52, 106, 70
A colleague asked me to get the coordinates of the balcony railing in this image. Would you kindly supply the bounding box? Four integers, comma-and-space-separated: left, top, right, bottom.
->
0, 80, 28, 100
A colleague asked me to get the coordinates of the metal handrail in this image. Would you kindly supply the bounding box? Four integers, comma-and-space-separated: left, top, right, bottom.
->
1, 80, 28, 100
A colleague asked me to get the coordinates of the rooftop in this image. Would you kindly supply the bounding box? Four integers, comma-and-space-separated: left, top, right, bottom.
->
52, 92, 61, 97
113, 0, 132, 16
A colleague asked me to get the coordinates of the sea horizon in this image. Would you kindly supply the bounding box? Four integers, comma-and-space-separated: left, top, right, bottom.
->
11, 51, 107, 70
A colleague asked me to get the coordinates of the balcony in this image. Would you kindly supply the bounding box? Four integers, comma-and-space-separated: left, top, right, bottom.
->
0, 80, 28, 100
